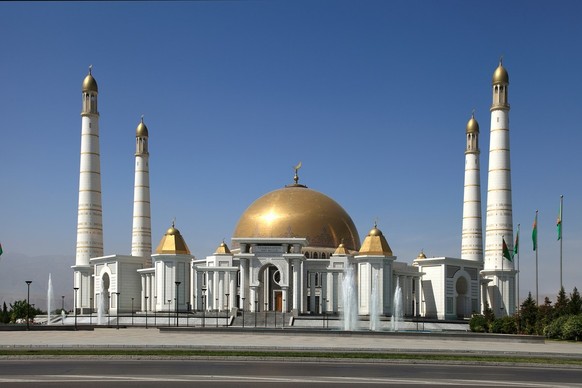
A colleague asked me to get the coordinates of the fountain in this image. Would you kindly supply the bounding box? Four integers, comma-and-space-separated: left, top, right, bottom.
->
47, 273, 55, 325
369, 273, 380, 331
390, 277, 403, 331
341, 265, 358, 331
97, 283, 107, 325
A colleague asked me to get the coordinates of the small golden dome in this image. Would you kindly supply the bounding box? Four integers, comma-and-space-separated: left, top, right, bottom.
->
215, 241, 231, 254
233, 185, 360, 251
466, 114, 479, 133
492, 61, 509, 85
82, 66, 98, 93
156, 223, 190, 254
136, 116, 148, 137
416, 251, 427, 260
333, 243, 350, 255
359, 224, 393, 256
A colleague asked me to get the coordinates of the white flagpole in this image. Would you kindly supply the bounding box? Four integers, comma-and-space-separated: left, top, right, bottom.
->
560, 195, 563, 290
516, 223, 520, 311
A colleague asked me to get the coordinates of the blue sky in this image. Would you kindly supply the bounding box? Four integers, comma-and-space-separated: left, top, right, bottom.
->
1, 1, 581, 307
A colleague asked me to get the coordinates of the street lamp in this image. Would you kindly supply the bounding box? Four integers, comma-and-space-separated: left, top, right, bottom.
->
283, 298, 286, 329
61, 295, 65, 312
154, 295, 157, 326
254, 299, 258, 328
168, 299, 171, 326
225, 293, 230, 327
131, 297, 134, 326
115, 292, 120, 330
264, 302, 268, 328
241, 297, 246, 328
89, 297, 93, 325
145, 296, 149, 329
175, 281, 181, 327
73, 287, 79, 330
202, 288, 207, 328
25, 281, 32, 330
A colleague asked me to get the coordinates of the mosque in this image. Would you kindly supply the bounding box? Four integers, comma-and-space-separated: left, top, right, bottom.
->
72, 61, 517, 322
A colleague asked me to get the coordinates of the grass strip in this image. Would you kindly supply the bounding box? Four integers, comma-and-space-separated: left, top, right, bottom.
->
0, 349, 581, 365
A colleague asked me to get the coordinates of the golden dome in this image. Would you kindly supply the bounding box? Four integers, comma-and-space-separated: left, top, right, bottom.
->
416, 250, 427, 260
215, 241, 231, 254
492, 61, 509, 85
82, 66, 98, 93
333, 243, 350, 256
359, 224, 393, 256
155, 224, 190, 254
136, 116, 148, 137
466, 114, 479, 133
233, 185, 361, 251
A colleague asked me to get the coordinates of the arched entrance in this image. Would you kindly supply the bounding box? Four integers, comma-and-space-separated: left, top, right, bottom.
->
455, 276, 469, 318
100, 272, 110, 313
258, 264, 283, 311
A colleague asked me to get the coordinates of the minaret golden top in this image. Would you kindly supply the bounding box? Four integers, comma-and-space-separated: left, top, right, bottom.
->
136, 115, 149, 137
492, 57, 509, 85
466, 110, 479, 133
82, 65, 98, 93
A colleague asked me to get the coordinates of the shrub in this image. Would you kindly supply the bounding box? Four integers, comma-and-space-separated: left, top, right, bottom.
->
562, 314, 582, 341
544, 314, 570, 339
469, 314, 488, 333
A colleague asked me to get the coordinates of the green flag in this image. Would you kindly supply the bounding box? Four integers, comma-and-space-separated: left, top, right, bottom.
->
0, 243, 3, 256
513, 229, 519, 256
557, 199, 562, 241
532, 212, 538, 251
502, 237, 513, 262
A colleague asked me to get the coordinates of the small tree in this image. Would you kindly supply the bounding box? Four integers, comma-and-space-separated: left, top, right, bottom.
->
568, 288, 582, 315
9, 300, 37, 323
537, 297, 554, 335
519, 292, 538, 335
483, 301, 495, 331
554, 287, 570, 318
1, 302, 10, 324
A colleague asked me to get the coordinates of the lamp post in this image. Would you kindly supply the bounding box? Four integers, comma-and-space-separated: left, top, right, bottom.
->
131, 297, 134, 326
73, 287, 79, 330
145, 296, 149, 329
25, 281, 32, 330
254, 300, 258, 328
215, 298, 219, 328
175, 281, 181, 327
282, 298, 286, 329
61, 295, 65, 312
202, 288, 207, 328
264, 302, 268, 328
154, 295, 157, 326
115, 292, 120, 330
168, 299, 171, 326
89, 297, 93, 325
225, 293, 230, 327
241, 297, 246, 328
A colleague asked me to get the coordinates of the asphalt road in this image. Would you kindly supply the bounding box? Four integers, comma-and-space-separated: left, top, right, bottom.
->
1, 359, 582, 387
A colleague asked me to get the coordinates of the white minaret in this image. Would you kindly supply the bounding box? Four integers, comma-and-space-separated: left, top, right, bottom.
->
461, 113, 483, 262
482, 59, 516, 316
72, 66, 103, 313
131, 116, 152, 266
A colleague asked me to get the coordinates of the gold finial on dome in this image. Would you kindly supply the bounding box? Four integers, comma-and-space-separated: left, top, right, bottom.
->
136, 115, 149, 137
334, 240, 350, 255
156, 220, 190, 254
82, 65, 98, 93
492, 56, 509, 85
293, 161, 302, 185
466, 110, 479, 133
416, 250, 427, 260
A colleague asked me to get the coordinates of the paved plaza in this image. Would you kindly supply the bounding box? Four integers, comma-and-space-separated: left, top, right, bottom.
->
1, 327, 582, 359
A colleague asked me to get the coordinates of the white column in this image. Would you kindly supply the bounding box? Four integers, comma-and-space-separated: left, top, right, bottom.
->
240, 259, 248, 309
218, 271, 224, 311
250, 286, 257, 312
292, 260, 300, 310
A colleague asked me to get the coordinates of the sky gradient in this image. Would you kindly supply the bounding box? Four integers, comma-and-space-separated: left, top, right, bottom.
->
1, 1, 581, 308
